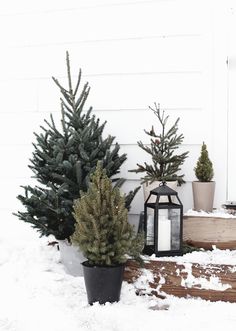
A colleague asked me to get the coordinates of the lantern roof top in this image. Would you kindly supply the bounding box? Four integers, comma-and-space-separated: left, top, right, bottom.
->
150, 183, 177, 196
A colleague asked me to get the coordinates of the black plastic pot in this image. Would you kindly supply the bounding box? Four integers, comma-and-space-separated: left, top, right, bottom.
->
82, 261, 125, 305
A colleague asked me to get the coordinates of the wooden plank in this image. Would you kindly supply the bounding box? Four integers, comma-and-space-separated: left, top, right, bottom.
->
124, 260, 236, 302
183, 216, 236, 249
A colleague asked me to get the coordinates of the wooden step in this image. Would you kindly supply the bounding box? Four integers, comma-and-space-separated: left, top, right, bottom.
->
183, 216, 236, 249
124, 259, 236, 303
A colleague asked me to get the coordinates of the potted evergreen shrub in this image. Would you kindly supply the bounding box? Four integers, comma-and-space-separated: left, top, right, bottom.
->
14, 52, 138, 276
130, 103, 189, 202
192, 142, 215, 212
71, 162, 143, 305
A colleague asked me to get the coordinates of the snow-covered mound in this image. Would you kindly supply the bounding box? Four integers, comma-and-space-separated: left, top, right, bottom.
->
1, 215, 236, 331
185, 208, 236, 218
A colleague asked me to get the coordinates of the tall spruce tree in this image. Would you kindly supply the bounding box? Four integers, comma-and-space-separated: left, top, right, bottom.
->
15, 52, 138, 240
130, 103, 189, 185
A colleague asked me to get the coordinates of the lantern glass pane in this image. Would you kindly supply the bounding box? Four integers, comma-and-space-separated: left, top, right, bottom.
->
146, 210, 154, 245
169, 208, 181, 250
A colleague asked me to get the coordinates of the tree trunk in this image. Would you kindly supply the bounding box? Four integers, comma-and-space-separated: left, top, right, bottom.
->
124, 260, 236, 302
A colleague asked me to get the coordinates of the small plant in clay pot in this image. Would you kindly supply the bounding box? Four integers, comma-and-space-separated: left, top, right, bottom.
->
192, 142, 215, 212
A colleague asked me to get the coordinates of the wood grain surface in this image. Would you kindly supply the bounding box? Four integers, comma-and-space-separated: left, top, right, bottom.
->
183, 216, 236, 249
124, 259, 236, 302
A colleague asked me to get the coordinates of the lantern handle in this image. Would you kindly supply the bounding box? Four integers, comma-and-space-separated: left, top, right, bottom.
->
159, 181, 166, 186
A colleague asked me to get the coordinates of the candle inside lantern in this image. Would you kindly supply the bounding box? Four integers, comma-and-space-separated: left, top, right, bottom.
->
158, 209, 168, 219
158, 218, 171, 251
146, 212, 171, 250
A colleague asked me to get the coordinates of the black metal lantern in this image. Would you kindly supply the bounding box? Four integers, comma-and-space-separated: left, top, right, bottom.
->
143, 182, 183, 257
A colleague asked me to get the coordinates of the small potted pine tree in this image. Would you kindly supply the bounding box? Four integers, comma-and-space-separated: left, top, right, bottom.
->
71, 162, 143, 305
192, 142, 215, 212
130, 103, 189, 201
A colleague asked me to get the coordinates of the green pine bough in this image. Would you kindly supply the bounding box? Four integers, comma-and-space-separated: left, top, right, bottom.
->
194, 142, 214, 182
130, 103, 189, 186
71, 162, 144, 266
16, 184, 74, 240
15, 52, 139, 240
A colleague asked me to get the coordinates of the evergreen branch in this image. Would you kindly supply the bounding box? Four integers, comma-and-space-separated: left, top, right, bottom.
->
124, 186, 141, 211
50, 113, 57, 130
73, 68, 82, 97
113, 178, 126, 188
60, 102, 68, 139
58, 88, 74, 107
66, 51, 73, 93
60, 98, 73, 114
52, 76, 69, 94
43, 118, 63, 138
75, 84, 90, 110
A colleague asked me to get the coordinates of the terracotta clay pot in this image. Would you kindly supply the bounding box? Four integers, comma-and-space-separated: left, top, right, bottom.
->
192, 181, 215, 212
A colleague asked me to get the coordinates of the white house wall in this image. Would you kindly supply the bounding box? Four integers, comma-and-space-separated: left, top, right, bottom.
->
0, 0, 229, 227
227, 2, 236, 201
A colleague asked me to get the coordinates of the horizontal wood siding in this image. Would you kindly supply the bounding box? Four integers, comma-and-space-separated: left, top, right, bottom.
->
0, 1, 228, 228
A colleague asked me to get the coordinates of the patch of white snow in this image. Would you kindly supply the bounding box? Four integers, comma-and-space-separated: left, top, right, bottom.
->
180, 263, 231, 291
185, 208, 236, 218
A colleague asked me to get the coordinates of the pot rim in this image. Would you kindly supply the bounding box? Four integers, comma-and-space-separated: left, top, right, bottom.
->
82, 261, 125, 268
192, 180, 215, 183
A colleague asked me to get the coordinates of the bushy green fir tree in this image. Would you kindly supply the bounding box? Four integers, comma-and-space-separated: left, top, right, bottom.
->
71, 162, 143, 266
194, 142, 214, 182
15, 52, 138, 240
130, 103, 189, 185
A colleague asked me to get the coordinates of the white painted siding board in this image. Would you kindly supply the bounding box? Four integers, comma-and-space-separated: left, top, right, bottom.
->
0, 145, 33, 179
227, 3, 236, 201
4, 36, 203, 80
209, 2, 228, 208
0, 80, 38, 113
0, 0, 228, 220
36, 73, 203, 112
0, 0, 178, 16
177, 182, 194, 213
94, 108, 206, 145
0, 178, 36, 210
88, 73, 203, 110
0, 113, 48, 145
4, 2, 205, 48
37, 78, 63, 111
68, 36, 203, 75
0, 47, 67, 81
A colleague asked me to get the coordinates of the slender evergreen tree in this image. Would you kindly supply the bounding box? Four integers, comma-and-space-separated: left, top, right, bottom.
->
15, 52, 138, 240
130, 103, 189, 185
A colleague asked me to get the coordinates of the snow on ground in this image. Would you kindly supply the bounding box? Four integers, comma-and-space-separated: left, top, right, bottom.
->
149, 246, 236, 265
1, 215, 236, 331
185, 208, 236, 218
